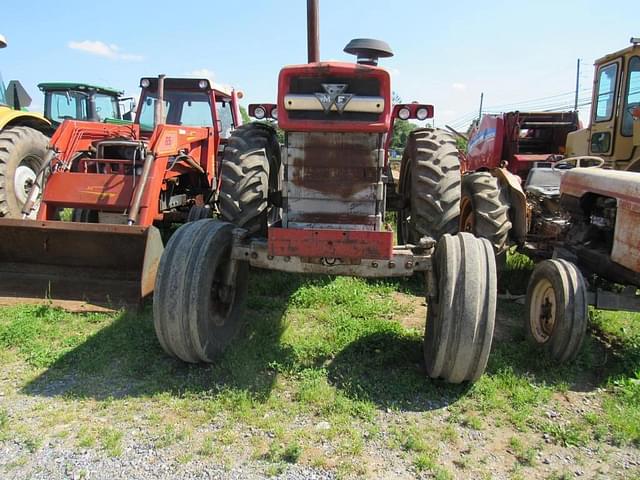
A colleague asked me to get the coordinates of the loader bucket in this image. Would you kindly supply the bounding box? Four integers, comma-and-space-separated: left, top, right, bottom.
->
0, 219, 163, 309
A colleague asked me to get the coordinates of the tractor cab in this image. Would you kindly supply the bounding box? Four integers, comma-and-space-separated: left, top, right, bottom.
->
135, 77, 242, 139
566, 37, 640, 170
38, 83, 127, 129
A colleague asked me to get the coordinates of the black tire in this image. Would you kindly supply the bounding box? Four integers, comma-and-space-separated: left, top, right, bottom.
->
525, 259, 587, 363
153, 219, 249, 363
460, 172, 511, 254
0, 126, 49, 218
219, 123, 281, 235
424, 232, 497, 383
187, 205, 212, 222
397, 128, 460, 245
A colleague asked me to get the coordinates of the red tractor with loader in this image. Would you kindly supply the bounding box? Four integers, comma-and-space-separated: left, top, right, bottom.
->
0, 76, 255, 306
152, 0, 497, 384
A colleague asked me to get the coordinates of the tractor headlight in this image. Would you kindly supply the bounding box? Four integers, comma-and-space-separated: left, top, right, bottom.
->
198, 80, 208, 89
270, 107, 278, 120
140, 78, 150, 88
398, 107, 411, 120
416, 107, 429, 121
254, 106, 266, 119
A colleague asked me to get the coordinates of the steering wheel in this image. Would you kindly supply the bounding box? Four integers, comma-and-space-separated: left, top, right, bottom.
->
551, 156, 605, 170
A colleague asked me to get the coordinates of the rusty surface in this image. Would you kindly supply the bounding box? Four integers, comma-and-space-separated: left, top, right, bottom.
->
285, 132, 384, 231
0, 220, 163, 306
561, 169, 640, 274
233, 238, 431, 278
268, 228, 393, 260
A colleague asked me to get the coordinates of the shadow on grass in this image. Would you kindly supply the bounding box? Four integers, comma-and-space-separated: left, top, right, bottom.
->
486, 301, 640, 392
326, 330, 470, 412
22, 269, 317, 401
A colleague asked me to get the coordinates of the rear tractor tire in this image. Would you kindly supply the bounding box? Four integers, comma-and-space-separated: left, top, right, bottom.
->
153, 219, 249, 363
525, 259, 587, 363
397, 128, 461, 245
219, 123, 281, 236
424, 232, 497, 383
460, 171, 512, 254
0, 126, 49, 218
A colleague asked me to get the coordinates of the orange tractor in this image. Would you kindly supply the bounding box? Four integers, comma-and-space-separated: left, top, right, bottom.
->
151, 0, 497, 384
0, 76, 269, 306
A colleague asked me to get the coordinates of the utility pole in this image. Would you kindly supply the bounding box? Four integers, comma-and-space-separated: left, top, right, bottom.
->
478, 92, 484, 120
574, 58, 581, 110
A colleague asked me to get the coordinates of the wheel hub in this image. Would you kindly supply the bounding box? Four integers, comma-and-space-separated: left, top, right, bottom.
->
14, 163, 40, 218
529, 279, 557, 343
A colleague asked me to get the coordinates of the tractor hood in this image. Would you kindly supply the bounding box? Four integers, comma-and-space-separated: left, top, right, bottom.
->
277, 61, 391, 133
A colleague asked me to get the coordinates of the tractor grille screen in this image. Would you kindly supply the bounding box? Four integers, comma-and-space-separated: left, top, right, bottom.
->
287, 76, 381, 122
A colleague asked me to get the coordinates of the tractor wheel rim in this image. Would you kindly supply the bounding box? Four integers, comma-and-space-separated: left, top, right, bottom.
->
529, 278, 556, 343
460, 196, 474, 233
15, 161, 40, 218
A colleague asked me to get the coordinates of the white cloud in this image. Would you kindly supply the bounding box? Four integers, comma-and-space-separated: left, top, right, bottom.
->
186, 68, 215, 79
68, 40, 143, 61
451, 82, 467, 91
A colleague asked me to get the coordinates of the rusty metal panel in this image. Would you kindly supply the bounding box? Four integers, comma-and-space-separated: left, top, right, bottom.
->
284, 131, 384, 231
268, 228, 393, 260
0, 219, 163, 306
612, 200, 640, 273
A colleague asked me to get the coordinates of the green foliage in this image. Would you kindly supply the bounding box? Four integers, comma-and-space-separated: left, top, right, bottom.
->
391, 119, 416, 151
239, 106, 251, 124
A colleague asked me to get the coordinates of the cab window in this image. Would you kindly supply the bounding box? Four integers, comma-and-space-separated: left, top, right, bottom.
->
216, 100, 235, 138
594, 63, 618, 122
94, 93, 119, 121
622, 56, 640, 136
138, 90, 212, 131
49, 91, 87, 123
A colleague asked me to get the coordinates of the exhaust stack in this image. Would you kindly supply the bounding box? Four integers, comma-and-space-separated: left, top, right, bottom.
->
307, 0, 319, 63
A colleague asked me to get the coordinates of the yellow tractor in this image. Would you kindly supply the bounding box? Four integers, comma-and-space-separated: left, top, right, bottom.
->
0, 34, 51, 218
565, 37, 640, 170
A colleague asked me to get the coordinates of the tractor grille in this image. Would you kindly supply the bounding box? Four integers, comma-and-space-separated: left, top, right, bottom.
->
286, 76, 381, 122
282, 132, 385, 231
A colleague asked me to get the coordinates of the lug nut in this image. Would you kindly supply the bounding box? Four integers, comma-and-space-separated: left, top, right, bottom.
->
372, 262, 378, 268
405, 261, 413, 269
251, 252, 258, 259
267, 255, 274, 260
388, 262, 396, 268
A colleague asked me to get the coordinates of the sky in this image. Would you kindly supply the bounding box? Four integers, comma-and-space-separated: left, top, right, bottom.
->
1, 0, 638, 130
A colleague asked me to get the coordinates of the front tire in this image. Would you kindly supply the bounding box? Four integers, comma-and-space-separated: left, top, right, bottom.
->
0, 126, 49, 218
424, 232, 497, 383
525, 259, 587, 363
153, 219, 249, 363
397, 128, 460, 244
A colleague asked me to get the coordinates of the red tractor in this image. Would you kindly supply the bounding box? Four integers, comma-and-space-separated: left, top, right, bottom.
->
0, 76, 259, 305
152, 0, 497, 384
460, 110, 581, 255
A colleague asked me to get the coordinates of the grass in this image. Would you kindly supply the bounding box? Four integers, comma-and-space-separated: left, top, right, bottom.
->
0, 266, 639, 477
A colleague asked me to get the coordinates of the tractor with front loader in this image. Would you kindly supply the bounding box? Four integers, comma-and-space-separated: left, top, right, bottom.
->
459, 37, 640, 363
1, 34, 130, 220
151, 0, 497, 384
0, 75, 250, 306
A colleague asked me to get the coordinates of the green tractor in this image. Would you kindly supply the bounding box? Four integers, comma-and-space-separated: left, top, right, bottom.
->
0, 33, 129, 218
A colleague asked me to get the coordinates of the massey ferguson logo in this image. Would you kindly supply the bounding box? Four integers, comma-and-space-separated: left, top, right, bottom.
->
314, 83, 353, 114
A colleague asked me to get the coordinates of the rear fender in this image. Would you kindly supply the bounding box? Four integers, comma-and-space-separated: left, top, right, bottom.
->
493, 168, 527, 244
0, 108, 52, 135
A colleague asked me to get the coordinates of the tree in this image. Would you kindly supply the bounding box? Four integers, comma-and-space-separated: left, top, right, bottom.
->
391, 119, 416, 151
239, 106, 251, 124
